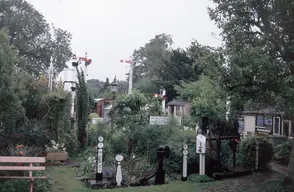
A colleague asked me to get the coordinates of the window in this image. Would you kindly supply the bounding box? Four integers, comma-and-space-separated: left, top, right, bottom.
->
283, 120, 290, 136
273, 117, 280, 135
256, 115, 264, 127
255, 115, 272, 134
264, 116, 273, 133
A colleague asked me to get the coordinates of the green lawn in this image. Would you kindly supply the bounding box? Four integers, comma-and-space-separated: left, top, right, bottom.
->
46, 166, 213, 192
46, 166, 286, 192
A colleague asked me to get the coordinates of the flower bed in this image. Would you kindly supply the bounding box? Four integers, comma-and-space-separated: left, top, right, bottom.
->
45, 140, 68, 161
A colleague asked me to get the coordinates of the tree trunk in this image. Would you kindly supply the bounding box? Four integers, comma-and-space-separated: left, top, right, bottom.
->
284, 140, 294, 185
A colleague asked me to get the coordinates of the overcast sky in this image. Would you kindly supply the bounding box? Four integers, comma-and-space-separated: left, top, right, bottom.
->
28, 0, 221, 82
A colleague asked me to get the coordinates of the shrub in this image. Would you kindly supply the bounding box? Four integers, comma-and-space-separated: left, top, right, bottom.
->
273, 139, 292, 164
64, 129, 79, 156
76, 159, 96, 178
45, 140, 66, 152
0, 173, 52, 192
165, 130, 199, 174
238, 136, 273, 169
188, 174, 214, 183
87, 123, 109, 147
0, 144, 42, 157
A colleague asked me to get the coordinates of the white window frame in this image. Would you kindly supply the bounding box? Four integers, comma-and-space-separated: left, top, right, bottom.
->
289, 120, 293, 139
273, 117, 281, 135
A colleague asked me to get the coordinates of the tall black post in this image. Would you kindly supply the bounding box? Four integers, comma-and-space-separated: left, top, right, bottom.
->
216, 133, 222, 171
155, 146, 170, 185
155, 147, 165, 185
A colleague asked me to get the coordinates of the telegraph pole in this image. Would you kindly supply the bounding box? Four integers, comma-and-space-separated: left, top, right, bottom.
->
128, 61, 133, 94
48, 57, 53, 91
84, 52, 88, 84
120, 58, 133, 94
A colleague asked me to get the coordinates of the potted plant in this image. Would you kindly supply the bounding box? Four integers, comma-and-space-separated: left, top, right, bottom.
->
45, 140, 68, 162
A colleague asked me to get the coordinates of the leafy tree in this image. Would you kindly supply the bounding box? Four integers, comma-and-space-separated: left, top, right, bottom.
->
87, 79, 105, 98
175, 75, 226, 124
208, 0, 294, 184
43, 88, 72, 144
132, 33, 173, 83
76, 68, 89, 149
108, 90, 162, 155
0, 0, 72, 76
22, 75, 49, 120
0, 29, 26, 137
132, 36, 221, 102
132, 34, 173, 96
152, 48, 197, 101
87, 78, 129, 99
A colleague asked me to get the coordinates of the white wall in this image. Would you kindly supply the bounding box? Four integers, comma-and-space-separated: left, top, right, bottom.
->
244, 115, 256, 136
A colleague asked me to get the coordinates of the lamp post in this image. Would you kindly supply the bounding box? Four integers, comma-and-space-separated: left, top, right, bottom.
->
110, 76, 119, 100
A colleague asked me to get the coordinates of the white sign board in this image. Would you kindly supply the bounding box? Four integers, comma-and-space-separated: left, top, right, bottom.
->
92, 117, 103, 124
149, 116, 181, 125
196, 134, 206, 154
149, 116, 170, 125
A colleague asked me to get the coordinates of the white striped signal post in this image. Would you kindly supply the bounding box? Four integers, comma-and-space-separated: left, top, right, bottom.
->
153, 88, 166, 115
96, 136, 104, 181
182, 144, 188, 181
77, 53, 92, 84
120, 59, 133, 94
196, 134, 206, 175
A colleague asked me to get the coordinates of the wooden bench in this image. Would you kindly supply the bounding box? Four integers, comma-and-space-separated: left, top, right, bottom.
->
0, 156, 46, 192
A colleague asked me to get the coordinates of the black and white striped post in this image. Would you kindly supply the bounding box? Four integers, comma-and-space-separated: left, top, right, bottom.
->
96, 136, 104, 181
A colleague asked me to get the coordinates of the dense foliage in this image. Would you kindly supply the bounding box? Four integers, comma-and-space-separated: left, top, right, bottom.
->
76, 68, 89, 149
2, 0, 294, 190
273, 140, 293, 164
0, 0, 72, 76
238, 136, 273, 169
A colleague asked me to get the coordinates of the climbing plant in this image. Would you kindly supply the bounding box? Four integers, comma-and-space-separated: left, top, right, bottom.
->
76, 67, 89, 149
43, 89, 72, 144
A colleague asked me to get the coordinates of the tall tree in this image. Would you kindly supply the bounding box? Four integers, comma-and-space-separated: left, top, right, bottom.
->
0, 29, 26, 137
76, 68, 89, 149
132, 33, 173, 95
154, 48, 197, 101
0, 0, 72, 76
209, 0, 294, 184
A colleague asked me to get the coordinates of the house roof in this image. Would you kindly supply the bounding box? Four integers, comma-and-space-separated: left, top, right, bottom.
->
166, 100, 189, 106
94, 98, 104, 102
242, 107, 282, 115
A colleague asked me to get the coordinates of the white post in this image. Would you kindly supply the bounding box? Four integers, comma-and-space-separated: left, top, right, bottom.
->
71, 91, 75, 118
225, 96, 230, 121
196, 134, 206, 175
84, 52, 88, 84
199, 153, 203, 175
202, 154, 206, 175
48, 57, 53, 91
115, 154, 124, 186
128, 62, 133, 94
162, 89, 166, 115
182, 144, 188, 181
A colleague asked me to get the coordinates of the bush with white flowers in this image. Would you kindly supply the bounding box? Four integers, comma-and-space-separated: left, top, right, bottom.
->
87, 156, 96, 168
76, 155, 97, 177
45, 140, 66, 152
